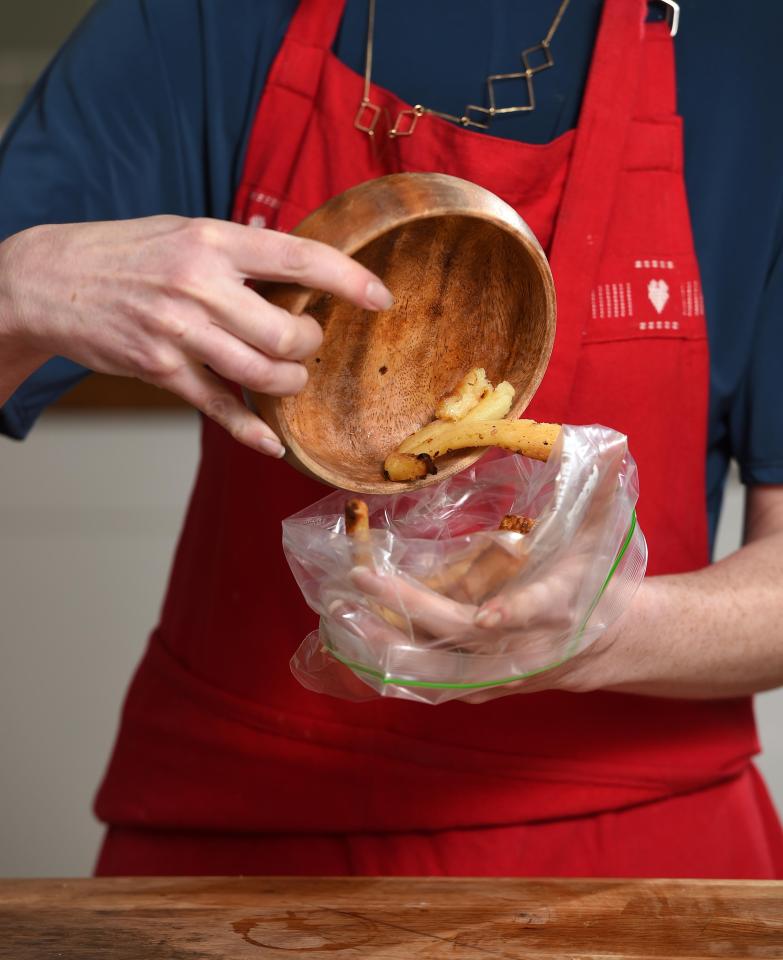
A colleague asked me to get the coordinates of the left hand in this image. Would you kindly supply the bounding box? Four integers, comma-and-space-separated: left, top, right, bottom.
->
324, 548, 618, 702
329, 485, 783, 703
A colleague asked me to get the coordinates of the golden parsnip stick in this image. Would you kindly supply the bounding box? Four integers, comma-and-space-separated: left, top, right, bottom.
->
459, 380, 515, 421
399, 381, 515, 454
409, 418, 561, 463
344, 499, 407, 630
450, 543, 527, 605
424, 515, 535, 604
345, 498, 369, 537
423, 551, 481, 596
383, 451, 437, 482
435, 367, 490, 421
344, 498, 373, 569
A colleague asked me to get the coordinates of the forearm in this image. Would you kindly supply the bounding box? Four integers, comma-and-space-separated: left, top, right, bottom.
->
588, 514, 783, 699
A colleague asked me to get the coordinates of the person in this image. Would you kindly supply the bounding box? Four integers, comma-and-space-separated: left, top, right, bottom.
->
2, 0, 783, 878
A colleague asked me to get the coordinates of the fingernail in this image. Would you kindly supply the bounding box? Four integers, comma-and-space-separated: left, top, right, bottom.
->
475, 609, 503, 629
260, 438, 285, 458
349, 565, 376, 585
365, 279, 394, 311
327, 599, 346, 616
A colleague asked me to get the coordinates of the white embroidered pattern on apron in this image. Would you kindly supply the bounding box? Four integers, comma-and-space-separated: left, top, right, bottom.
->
680, 279, 705, 316
246, 191, 284, 229
591, 282, 634, 319
589, 257, 702, 336
647, 278, 669, 313
250, 191, 282, 208
634, 258, 674, 269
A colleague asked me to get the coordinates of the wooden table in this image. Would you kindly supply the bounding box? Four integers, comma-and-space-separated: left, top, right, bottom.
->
0, 877, 781, 959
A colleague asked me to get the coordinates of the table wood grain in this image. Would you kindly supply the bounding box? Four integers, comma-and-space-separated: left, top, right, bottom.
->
0, 877, 781, 959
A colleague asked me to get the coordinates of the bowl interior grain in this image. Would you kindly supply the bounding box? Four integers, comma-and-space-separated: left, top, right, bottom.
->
278, 213, 552, 489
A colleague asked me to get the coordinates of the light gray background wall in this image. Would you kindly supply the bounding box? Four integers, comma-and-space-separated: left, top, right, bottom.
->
1, 2, 782, 878
1, 414, 199, 875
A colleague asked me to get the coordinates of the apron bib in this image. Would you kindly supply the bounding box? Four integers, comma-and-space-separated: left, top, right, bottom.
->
94, 0, 780, 876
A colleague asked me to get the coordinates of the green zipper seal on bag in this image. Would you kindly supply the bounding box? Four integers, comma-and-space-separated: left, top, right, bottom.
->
325, 510, 638, 691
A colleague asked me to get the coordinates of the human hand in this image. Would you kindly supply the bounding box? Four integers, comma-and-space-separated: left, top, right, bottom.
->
321, 539, 607, 703
0, 216, 392, 455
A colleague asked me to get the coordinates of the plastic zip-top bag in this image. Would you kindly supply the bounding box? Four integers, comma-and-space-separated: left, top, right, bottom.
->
283, 425, 646, 704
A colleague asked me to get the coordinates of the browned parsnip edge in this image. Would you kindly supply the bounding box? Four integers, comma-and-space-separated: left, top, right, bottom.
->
384, 368, 561, 481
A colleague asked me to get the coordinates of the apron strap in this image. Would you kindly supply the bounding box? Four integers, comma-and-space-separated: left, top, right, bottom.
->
267, 0, 348, 96
534, 0, 648, 423
638, 20, 677, 118
233, 0, 348, 222
285, 0, 347, 46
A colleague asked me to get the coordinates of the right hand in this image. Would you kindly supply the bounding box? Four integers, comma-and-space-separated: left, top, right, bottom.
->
0, 216, 393, 456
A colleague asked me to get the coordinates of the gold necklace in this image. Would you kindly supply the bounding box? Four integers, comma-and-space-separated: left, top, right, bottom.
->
355, 0, 572, 139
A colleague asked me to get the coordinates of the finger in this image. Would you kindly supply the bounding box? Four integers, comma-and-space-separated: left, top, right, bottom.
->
350, 567, 476, 636
326, 598, 410, 667
475, 576, 573, 632
158, 361, 285, 457
206, 282, 324, 361
328, 598, 408, 645
225, 223, 395, 311
183, 322, 308, 396
474, 582, 548, 630
476, 546, 599, 632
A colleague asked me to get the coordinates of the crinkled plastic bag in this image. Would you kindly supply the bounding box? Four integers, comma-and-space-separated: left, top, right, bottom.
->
283, 425, 646, 704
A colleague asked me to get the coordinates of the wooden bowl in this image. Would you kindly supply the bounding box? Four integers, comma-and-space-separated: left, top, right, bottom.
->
247, 173, 556, 494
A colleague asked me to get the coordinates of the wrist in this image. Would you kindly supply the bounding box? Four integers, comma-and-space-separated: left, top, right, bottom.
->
562, 575, 665, 693
0, 229, 52, 403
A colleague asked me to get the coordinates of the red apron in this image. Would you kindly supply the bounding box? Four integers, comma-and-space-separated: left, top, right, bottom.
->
94, 0, 783, 877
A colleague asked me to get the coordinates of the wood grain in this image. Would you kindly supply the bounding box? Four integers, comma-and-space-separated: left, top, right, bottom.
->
248, 172, 557, 494
0, 876, 780, 959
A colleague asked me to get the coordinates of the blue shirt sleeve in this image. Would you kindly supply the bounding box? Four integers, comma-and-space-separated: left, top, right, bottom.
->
0, 0, 295, 439
731, 223, 783, 487
677, 4, 783, 542
0, 359, 92, 441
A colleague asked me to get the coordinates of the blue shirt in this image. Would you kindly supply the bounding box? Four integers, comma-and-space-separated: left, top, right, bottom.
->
2, 0, 782, 549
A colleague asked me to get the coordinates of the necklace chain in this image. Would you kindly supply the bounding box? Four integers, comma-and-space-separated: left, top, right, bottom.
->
355, 0, 572, 139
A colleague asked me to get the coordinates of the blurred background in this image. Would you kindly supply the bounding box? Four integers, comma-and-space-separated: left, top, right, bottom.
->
1, 2, 93, 125
2, 1, 782, 877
